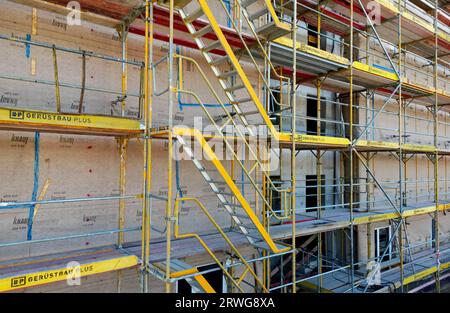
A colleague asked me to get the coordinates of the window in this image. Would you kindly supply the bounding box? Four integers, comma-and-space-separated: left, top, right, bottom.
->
305, 175, 325, 212
375, 226, 392, 262
306, 96, 326, 135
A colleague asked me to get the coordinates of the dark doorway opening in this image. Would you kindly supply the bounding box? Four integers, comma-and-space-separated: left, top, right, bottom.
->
306, 96, 327, 135
306, 174, 325, 212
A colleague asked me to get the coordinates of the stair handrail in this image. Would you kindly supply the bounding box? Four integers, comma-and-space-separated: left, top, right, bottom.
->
217, 0, 292, 110
176, 53, 291, 220
174, 197, 269, 292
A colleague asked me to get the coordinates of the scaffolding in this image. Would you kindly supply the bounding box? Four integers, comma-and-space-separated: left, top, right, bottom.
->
0, 0, 449, 293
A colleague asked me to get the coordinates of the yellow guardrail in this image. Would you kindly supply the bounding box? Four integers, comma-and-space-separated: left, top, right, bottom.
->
174, 197, 270, 292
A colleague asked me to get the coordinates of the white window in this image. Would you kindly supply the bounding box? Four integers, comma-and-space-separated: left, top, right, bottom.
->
375, 226, 392, 262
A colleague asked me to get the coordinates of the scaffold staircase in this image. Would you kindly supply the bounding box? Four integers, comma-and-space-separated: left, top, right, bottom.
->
174, 129, 290, 254
154, 0, 297, 255
154, 0, 298, 257
239, 0, 291, 41
161, 0, 293, 140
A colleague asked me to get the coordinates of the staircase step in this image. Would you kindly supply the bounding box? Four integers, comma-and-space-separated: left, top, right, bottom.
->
240, 223, 258, 230
256, 21, 291, 41
235, 97, 253, 104
240, 110, 259, 116
249, 8, 269, 21
194, 25, 213, 38
209, 180, 227, 184
222, 202, 242, 208
224, 84, 246, 93
185, 8, 204, 23
251, 240, 272, 251
217, 70, 237, 80
200, 167, 218, 172
214, 191, 234, 197
209, 55, 230, 66
241, 229, 264, 240
202, 40, 222, 53
231, 212, 252, 219
241, 0, 259, 8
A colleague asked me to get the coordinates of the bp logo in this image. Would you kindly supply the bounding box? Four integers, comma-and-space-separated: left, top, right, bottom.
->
10, 110, 24, 120
11, 276, 26, 288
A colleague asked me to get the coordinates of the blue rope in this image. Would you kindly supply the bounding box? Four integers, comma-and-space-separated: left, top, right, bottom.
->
27, 131, 40, 240
25, 34, 31, 58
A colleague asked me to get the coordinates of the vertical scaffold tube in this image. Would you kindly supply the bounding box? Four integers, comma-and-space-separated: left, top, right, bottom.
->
397, 0, 404, 293
433, 0, 440, 293
117, 136, 128, 293
165, 0, 175, 294
349, 0, 355, 293
141, 0, 153, 293
317, 79, 322, 292
291, 0, 297, 294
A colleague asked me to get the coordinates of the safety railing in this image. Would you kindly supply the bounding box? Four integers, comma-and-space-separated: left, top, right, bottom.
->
218, 0, 292, 110
174, 197, 269, 292
0, 34, 144, 118
175, 53, 292, 221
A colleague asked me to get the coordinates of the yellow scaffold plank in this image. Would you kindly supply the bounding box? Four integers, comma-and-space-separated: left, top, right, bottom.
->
402, 205, 437, 218
274, 32, 448, 102
0, 108, 142, 136
374, 0, 450, 43
354, 204, 448, 225
274, 37, 349, 65
158, 0, 193, 8
299, 281, 334, 293
403, 266, 438, 285
0, 255, 138, 292
292, 133, 350, 146
355, 140, 398, 151
353, 212, 399, 224
402, 144, 437, 153
356, 141, 438, 153
352, 62, 399, 81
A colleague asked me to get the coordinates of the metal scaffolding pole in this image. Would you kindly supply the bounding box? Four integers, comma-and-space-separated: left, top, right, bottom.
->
165, 0, 175, 294
117, 136, 128, 292
433, 0, 441, 293
398, 0, 404, 293
291, 0, 298, 294
141, 0, 153, 293
316, 78, 323, 293
349, 0, 355, 293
